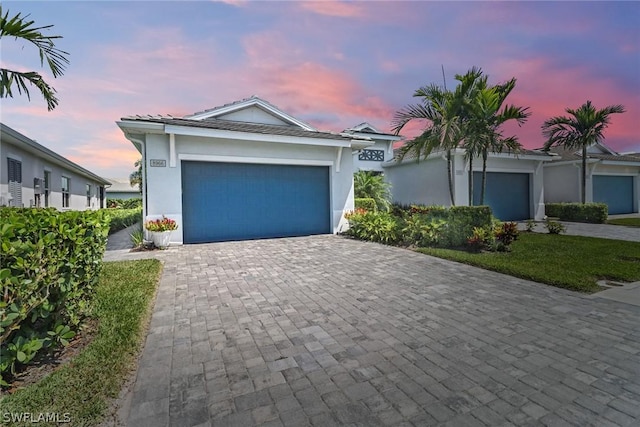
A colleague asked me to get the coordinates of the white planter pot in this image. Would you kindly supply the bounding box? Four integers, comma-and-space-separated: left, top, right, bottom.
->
150, 231, 172, 249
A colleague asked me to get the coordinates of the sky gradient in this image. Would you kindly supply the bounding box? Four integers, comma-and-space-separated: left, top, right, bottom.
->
2, 1, 639, 179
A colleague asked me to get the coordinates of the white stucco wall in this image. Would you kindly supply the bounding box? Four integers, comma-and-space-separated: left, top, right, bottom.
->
217, 106, 290, 126
1, 141, 105, 210
353, 141, 392, 173
385, 152, 548, 220
384, 155, 451, 206
143, 133, 355, 244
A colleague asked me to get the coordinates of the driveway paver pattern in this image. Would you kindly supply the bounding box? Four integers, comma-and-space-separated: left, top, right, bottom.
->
127, 235, 640, 427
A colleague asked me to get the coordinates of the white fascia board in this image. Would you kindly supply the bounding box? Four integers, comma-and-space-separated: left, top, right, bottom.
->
116, 120, 165, 134
600, 160, 640, 167
543, 158, 601, 167
178, 153, 333, 167
487, 152, 555, 162
164, 124, 352, 148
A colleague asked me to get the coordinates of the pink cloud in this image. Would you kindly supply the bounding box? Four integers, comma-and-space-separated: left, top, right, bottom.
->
298, 1, 365, 18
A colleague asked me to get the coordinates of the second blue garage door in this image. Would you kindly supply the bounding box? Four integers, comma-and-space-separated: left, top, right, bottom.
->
593, 175, 634, 215
182, 161, 331, 243
473, 172, 531, 221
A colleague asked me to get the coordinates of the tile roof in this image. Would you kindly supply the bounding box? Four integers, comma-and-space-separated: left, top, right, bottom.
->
120, 115, 366, 142
545, 146, 640, 163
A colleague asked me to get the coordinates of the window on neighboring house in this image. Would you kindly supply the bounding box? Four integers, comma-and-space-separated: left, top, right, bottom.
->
86, 184, 92, 207
7, 158, 22, 207
61, 176, 70, 208
44, 170, 51, 207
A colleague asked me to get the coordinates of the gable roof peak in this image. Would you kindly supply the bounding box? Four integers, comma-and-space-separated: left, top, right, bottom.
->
183, 96, 318, 131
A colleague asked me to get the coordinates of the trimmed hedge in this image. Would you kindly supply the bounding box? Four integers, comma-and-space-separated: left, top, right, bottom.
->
106, 198, 142, 209
545, 203, 608, 224
355, 198, 377, 212
0, 208, 110, 385
105, 208, 142, 234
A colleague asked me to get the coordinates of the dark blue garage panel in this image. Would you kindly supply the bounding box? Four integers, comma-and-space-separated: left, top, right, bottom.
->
182, 162, 331, 243
593, 175, 634, 215
473, 172, 530, 221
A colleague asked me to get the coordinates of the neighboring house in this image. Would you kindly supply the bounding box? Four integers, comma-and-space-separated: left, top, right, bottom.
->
543, 143, 640, 214
116, 96, 373, 244
343, 122, 402, 174
106, 178, 141, 200
0, 123, 109, 210
383, 148, 554, 221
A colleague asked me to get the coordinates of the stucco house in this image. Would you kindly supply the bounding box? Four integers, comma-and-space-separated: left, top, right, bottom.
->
383, 148, 554, 221
343, 122, 402, 174
543, 143, 640, 214
116, 96, 374, 244
106, 178, 141, 200
0, 123, 109, 210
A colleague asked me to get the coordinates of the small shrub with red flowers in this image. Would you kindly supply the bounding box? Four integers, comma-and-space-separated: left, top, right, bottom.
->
144, 216, 178, 232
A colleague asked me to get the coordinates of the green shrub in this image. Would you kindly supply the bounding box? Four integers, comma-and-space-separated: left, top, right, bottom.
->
544, 219, 566, 234
355, 198, 377, 212
106, 198, 142, 209
0, 208, 109, 385
401, 215, 447, 247
344, 210, 400, 244
104, 208, 142, 234
545, 203, 608, 223
354, 171, 391, 211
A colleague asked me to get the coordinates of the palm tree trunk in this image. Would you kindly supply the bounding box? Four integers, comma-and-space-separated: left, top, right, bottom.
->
581, 145, 587, 204
480, 150, 488, 205
447, 149, 455, 206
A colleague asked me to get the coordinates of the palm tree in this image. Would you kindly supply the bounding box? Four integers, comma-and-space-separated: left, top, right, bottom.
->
542, 101, 625, 204
353, 170, 391, 211
129, 159, 143, 192
0, 6, 70, 110
468, 78, 530, 204
392, 67, 484, 205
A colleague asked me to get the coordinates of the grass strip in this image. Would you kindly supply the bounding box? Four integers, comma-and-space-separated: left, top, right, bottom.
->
0, 259, 162, 426
417, 233, 640, 293
607, 217, 640, 227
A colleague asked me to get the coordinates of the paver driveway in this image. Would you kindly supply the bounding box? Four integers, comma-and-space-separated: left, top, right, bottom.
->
127, 235, 640, 427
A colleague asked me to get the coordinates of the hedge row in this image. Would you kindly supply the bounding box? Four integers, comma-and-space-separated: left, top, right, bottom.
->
105, 208, 142, 234
106, 198, 142, 209
346, 204, 494, 248
545, 203, 608, 224
0, 208, 110, 385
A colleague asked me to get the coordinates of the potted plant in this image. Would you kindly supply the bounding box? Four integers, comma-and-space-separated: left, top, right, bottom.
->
144, 216, 178, 249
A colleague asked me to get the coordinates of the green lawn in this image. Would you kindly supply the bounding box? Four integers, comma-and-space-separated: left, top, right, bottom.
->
417, 233, 640, 293
607, 217, 640, 227
0, 259, 162, 427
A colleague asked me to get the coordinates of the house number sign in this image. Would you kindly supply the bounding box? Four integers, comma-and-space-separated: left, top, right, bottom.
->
150, 159, 166, 167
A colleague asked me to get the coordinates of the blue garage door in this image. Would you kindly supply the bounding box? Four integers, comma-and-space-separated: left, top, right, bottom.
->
473, 172, 530, 221
593, 175, 634, 215
182, 162, 331, 243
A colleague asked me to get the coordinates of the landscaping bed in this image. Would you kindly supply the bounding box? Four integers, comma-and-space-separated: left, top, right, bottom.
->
0, 259, 162, 426
607, 217, 640, 227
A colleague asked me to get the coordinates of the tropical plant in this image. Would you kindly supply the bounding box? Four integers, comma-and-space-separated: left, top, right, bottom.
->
466, 77, 530, 205
129, 159, 143, 192
353, 170, 391, 211
541, 100, 625, 203
391, 68, 483, 205
0, 6, 70, 110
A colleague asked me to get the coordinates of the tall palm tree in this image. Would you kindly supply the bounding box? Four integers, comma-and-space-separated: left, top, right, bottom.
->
392, 67, 484, 206
468, 78, 530, 204
542, 101, 625, 204
0, 6, 69, 110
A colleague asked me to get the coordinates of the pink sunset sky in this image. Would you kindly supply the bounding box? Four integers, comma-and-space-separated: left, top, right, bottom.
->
1, 1, 639, 179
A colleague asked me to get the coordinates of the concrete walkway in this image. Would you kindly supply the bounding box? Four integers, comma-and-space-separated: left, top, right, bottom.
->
124, 236, 640, 427
524, 221, 640, 243
104, 223, 158, 262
